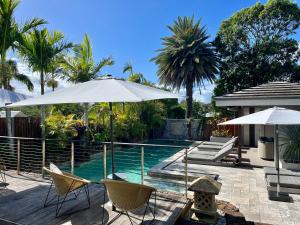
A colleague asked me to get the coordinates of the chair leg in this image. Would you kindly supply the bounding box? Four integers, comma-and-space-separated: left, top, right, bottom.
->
83, 185, 90, 208
44, 181, 54, 207
55, 181, 75, 217
125, 211, 134, 225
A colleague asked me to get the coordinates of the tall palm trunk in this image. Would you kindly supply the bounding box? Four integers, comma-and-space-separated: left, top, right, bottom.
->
40, 69, 46, 142
186, 80, 193, 140
41, 70, 45, 95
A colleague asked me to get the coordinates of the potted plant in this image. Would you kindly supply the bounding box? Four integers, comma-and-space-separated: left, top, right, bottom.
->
279, 126, 300, 170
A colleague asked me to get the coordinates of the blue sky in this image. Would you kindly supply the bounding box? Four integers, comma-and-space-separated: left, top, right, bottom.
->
11, 0, 299, 102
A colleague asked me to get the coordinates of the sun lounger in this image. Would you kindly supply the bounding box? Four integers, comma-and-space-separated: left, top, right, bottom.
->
184, 143, 237, 165
197, 137, 237, 151
266, 175, 300, 195
264, 167, 300, 177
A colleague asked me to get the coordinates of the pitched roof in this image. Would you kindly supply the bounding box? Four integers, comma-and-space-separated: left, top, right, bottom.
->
215, 82, 300, 107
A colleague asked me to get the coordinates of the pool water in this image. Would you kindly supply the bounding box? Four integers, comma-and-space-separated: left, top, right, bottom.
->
70, 139, 192, 186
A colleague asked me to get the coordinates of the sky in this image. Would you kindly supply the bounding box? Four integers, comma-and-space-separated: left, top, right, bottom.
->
10, 0, 299, 102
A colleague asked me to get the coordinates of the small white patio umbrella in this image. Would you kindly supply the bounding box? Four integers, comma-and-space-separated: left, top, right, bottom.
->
219, 107, 300, 201
7, 76, 180, 177
0, 89, 29, 138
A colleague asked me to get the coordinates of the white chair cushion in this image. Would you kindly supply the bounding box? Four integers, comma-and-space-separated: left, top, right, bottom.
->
49, 163, 63, 175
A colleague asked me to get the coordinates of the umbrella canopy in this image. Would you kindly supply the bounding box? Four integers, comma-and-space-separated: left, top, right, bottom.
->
6, 76, 181, 181
0, 89, 29, 108
219, 107, 300, 125
7, 76, 180, 107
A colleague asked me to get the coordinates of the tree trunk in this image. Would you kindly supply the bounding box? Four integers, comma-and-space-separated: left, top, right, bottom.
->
41, 70, 45, 95
186, 81, 193, 140
40, 70, 46, 142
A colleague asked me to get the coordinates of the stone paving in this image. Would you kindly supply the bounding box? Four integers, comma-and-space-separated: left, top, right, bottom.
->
149, 146, 300, 225
214, 166, 300, 225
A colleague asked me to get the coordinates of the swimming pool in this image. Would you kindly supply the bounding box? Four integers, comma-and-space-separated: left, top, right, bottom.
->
70, 139, 192, 187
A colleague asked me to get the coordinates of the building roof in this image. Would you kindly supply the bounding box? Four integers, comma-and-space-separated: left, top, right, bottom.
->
215, 82, 300, 107
0, 111, 27, 118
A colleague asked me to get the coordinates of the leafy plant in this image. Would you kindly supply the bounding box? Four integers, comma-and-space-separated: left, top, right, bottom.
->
213, 0, 300, 97
212, 128, 231, 137
60, 34, 114, 83
279, 126, 300, 163
0, 0, 46, 88
18, 29, 72, 95
45, 110, 83, 147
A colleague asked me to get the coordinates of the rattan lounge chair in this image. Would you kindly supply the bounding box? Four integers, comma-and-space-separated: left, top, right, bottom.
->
266, 175, 300, 195
184, 143, 237, 165
102, 179, 156, 225
43, 166, 91, 217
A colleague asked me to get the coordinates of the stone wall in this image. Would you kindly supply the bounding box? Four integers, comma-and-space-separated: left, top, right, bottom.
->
162, 119, 203, 140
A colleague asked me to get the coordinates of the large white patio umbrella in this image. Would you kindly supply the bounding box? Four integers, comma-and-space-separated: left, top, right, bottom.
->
7, 76, 180, 177
219, 107, 300, 201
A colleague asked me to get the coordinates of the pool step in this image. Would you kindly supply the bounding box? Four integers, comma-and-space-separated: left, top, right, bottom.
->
143, 176, 189, 193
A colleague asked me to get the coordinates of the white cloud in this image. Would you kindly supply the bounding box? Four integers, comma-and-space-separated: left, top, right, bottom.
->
178, 82, 215, 103
10, 59, 71, 96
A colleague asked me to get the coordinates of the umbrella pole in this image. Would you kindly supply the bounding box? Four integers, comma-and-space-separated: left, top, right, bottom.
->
274, 125, 280, 195
109, 102, 115, 178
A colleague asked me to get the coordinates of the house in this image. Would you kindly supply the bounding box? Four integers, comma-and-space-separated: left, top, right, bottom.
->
215, 82, 300, 147
0, 111, 27, 118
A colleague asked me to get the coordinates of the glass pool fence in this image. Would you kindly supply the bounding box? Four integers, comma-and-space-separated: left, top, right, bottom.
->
0, 136, 196, 196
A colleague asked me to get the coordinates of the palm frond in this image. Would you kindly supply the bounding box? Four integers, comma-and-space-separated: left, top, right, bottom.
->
14, 73, 34, 91
123, 62, 133, 74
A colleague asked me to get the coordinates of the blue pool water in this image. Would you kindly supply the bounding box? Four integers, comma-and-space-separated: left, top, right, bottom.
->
70, 139, 192, 185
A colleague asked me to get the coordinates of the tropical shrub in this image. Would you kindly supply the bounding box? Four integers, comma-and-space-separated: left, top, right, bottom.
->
279, 126, 300, 163
212, 128, 231, 138
45, 110, 83, 145
168, 105, 186, 119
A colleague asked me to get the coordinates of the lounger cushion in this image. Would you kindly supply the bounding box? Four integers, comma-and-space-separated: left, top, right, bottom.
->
198, 137, 237, 150
214, 143, 234, 161
186, 143, 234, 162
50, 163, 63, 175
267, 175, 300, 189
264, 167, 300, 177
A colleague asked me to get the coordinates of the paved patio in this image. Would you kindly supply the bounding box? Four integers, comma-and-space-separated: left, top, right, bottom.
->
148, 146, 300, 225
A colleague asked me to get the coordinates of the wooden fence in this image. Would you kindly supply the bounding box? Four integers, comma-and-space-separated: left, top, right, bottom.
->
0, 117, 41, 138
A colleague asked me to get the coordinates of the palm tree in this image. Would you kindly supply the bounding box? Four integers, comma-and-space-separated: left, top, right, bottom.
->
1, 59, 33, 91
18, 29, 72, 95
46, 61, 64, 91
152, 16, 219, 139
0, 0, 46, 88
123, 62, 146, 84
61, 34, 114, 83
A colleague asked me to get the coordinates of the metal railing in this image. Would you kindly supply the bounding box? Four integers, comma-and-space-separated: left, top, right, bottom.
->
0, 136, 194, 196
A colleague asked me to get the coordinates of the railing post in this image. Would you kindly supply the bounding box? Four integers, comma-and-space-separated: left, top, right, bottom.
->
103, 144, 107, 179
71, 141, 74, 175
42, 139, 46, 178
141, 146, 144, 184
185, 147, 188, 198
17, 139, 20, 175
